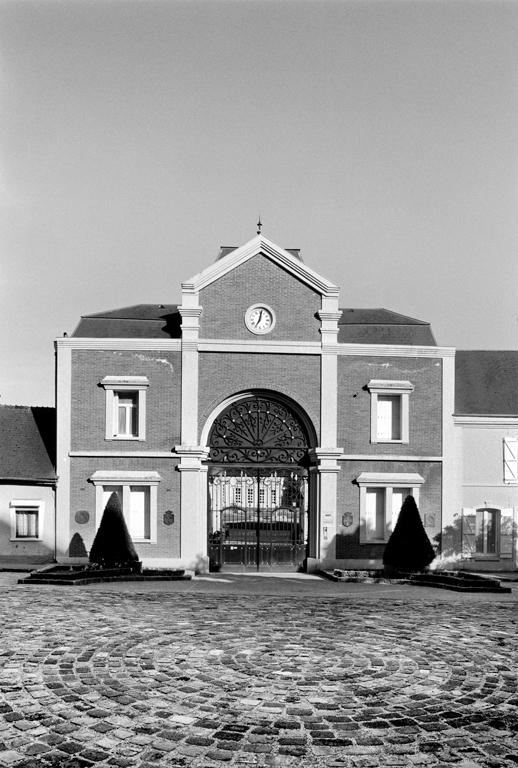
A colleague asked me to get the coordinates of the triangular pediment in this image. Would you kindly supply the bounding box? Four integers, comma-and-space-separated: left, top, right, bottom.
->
182, 235, 339, 298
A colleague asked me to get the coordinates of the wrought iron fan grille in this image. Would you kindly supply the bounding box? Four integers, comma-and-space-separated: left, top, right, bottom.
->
208, 397, 309, 464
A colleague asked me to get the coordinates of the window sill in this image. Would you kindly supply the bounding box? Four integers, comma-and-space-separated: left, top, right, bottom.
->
106, 436, 145, 442
372, 440, 406, 445
10, 537, 41, 542
361, 540, 388, 545
132, 539, 156, 544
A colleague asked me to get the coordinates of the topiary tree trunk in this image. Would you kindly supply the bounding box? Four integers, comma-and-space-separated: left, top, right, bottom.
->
383, 494, 435, 574
89, 492, 141, 571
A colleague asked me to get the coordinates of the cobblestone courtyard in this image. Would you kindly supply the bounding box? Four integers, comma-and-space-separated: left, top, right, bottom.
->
0, 575, 517, 768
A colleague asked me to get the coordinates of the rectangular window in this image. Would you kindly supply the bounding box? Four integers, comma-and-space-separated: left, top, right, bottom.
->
101, 376, 149, 441
102, 486, 122, 512
365, 488, 385, 540
462, 507, 514, 560
247, 487, 254, 506
377, 395, 401, 441
129, 486, 151, 541
259, 488, 265, 506
357, 472, 424, 544
15, 507, 39, 538
116, 393, 138, 437
475, 508, 499, 555
367, 380, 413, 444
271, 489, 277, 505
234, 486, 242, 505
10, 500, 44, 541
100, 484, 152, 542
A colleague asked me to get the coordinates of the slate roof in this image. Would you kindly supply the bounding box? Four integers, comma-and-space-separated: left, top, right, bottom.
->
455, 351, 518, 416
0, 406, 56, 483
72, 305, 436, 345
72, 305, 181, 339
337, 309, 436, 346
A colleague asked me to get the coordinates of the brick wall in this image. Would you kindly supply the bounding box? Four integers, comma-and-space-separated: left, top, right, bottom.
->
337, 356, 442, 455
69, 456, 180, 559
199, 255, 322, 341
198, 352, 321, 444
335, 460, 442, 559
71, 350, 181, 452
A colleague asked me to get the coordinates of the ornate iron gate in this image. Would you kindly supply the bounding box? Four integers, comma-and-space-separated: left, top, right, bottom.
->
208, 468, 308, 570
207, 396, 311, 571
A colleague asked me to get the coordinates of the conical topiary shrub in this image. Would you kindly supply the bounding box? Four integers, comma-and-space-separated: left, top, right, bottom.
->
383, 494, 435, 573
89, 492, 141, 571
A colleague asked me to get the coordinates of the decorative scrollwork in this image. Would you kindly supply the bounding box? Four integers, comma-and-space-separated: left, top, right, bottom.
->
208, 397, 309, 463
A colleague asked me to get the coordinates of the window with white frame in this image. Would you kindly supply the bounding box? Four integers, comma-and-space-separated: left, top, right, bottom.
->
367, 380, 414, 444
357, 472, 424, 543
100, 376, 149, 440
504, 438, 518, 484
462, 506, 514, 560
90, 471, 160, 542
475, 507, 499, 555
10, 500, 44, 541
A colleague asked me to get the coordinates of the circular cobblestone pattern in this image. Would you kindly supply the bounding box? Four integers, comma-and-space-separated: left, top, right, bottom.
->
0, 583, 517, 768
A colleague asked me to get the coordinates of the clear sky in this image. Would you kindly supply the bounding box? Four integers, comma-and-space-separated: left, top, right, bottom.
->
1, 0, 518, 406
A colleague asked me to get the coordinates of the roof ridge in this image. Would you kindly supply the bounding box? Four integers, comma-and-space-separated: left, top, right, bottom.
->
82, 303, 179, 319
338, 308, 430, 325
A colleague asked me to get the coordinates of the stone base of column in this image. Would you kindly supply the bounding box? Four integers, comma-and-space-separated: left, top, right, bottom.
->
175, 446, 209, 572
309, 447, 343, 568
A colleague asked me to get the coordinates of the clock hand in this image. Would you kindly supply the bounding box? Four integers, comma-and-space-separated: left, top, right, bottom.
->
258, 310, 263, 325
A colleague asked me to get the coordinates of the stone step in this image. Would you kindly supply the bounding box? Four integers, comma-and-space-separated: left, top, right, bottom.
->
20, 574, 193, 586
407, 574, 512, 593
19, 567, 191, 586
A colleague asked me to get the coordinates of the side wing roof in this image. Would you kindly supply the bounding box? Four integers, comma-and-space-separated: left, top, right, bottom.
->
455, 351, 518, 415
0, 406, 56, 482
338, 309, 436, 345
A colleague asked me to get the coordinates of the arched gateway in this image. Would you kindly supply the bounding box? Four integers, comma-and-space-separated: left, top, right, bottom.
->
207, 394, 313, 571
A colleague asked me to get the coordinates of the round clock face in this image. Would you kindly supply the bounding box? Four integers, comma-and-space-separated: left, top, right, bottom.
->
245, 304, 276, 335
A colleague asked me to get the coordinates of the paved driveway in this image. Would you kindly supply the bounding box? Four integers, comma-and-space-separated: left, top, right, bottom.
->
0, 574, 517, 767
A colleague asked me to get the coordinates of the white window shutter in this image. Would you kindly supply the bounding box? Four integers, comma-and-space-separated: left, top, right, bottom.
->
461, 508, 476, 556
504, 438, 518, 483
500, 508, 515, 560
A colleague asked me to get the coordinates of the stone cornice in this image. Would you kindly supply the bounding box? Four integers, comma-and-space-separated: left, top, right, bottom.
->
178, 306, 203, 318
198, 340, 322, 354
340, 454, 443, 462
55, 338, 182, 351
454, 415, 518, 426
356, 471, 425, 486
70, 451, 178, 458
337, 344, 455, 358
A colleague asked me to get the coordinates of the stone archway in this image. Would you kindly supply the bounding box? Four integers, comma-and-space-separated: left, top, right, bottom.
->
206, 394, 314, 571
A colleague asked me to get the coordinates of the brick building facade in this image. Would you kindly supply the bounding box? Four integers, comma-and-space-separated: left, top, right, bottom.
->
54, 235, 511, 572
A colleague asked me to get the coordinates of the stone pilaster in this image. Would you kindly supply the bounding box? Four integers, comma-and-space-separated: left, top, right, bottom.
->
55, 339, 71, 562
176, 301, 208, 570
175, 447, 209, 571
314, 302, 343, 568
